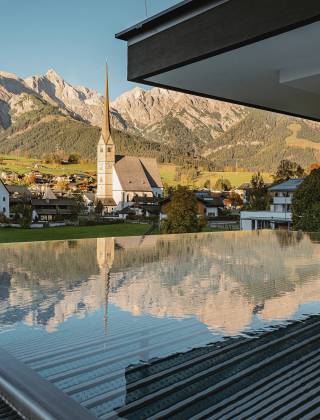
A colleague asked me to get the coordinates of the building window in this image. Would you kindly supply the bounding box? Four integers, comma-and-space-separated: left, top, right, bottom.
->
107, 147, 112, 152
2, 197, 5, 202
3, 207, 5, 213
100, 147, 104, 153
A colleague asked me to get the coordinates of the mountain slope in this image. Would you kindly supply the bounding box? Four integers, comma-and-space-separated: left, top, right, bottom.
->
1, 69, 320, 171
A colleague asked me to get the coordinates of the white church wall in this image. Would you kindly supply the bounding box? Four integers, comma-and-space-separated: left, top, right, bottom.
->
112, 167, 124, 206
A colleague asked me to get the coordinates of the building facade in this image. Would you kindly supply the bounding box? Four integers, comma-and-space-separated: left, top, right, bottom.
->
0, 179, 9, 218
240, 179, 303, 231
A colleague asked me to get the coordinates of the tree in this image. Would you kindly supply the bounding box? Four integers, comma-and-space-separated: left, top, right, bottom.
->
273, 159, 304, 183
14, 203, 33, 228
214, 178, 231, 191
95, 200, 104, 216
161, 186, 199, 234
55, 180, 69, 191
229, 191, 243, 208
174, 167, 182, 183
248, 172, 269, 210
68, 153, 80, 164
203, 179, 211, 189
292, 168, 320, 231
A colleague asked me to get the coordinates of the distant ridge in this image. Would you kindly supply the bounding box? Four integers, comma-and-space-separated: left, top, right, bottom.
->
1, 69, 320, 170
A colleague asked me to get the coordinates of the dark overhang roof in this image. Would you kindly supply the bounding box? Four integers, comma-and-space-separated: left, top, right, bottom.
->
116, 0, 320, 121
116, 0, 224, 41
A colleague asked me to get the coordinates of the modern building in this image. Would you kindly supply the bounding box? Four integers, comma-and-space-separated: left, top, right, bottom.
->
0, 179, 9, 218
96, 67, 163, 213
240, 178, 304, 230
116, 0, 320, 122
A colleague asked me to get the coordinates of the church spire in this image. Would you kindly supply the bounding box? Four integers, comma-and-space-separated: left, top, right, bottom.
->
102, 63, 112, 143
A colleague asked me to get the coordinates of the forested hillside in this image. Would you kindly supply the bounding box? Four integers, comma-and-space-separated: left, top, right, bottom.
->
1, 69, 320, 171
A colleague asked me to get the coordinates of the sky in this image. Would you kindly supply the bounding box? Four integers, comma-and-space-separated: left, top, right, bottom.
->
0, 0, 181, 100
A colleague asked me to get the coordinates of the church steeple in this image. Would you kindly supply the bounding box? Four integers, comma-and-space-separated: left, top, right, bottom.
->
96, 64, 115, 202
102, 63, 112, 144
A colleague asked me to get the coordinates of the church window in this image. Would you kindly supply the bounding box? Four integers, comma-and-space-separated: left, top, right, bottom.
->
100, 147, 104, 153
107, 147, 112, 152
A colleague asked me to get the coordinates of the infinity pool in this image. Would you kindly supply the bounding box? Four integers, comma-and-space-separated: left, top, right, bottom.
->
1, 231, 320, 418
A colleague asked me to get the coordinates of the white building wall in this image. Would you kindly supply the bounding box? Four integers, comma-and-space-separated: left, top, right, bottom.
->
152, 187, 164, 197
206, 207, 219, 217
0, 182, 9, 218
112, 168, 124, 206
241, 219, 253, 231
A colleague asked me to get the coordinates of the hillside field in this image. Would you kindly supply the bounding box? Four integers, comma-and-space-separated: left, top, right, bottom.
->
159, 164, 272, 188
0, 155, 272, 188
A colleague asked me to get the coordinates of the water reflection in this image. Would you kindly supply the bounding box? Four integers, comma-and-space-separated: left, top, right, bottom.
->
0, 231, 320, 336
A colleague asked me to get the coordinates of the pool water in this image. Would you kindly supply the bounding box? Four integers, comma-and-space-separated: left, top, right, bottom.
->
1, 230, 320, 418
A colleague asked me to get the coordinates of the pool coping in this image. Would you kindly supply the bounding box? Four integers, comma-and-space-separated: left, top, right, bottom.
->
0, 347, 94, 420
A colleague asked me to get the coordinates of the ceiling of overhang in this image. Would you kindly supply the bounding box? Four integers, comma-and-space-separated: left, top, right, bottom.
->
146, 20, 320, 120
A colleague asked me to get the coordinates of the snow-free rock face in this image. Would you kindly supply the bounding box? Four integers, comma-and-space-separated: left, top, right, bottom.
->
25, 69, 104, 126
0, 71, 39, 128
1, 68, 320, 171
0, 68, 247, 146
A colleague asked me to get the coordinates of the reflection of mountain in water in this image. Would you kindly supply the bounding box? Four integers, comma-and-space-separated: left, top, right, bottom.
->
0, 231, 320, 335
110, 231, 320, 335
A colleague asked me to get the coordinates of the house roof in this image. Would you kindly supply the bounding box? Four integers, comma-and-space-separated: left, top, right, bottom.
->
268, 178, 304, 192
42, 187, 57, 200
197, 197, 224, 207
6, 185, 32, 196
115, 156, 162, 192
0, 179, 9, 194
31, 199, 75, 206
83, 192, 96, 202
97, 197, 117, 207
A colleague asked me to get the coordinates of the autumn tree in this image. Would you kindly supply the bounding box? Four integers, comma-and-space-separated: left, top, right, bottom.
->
214, 178, 231, 191
229, 191, 243, 208
161, 186, 199, 234
273, 159, 304, 183
248, 172, 269, 210
68, 153, 80, 164
203, 179, 211, 189
292, 168, 320, 231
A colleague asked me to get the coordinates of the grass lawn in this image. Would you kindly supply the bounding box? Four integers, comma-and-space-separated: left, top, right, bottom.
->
0, 223, 151, 244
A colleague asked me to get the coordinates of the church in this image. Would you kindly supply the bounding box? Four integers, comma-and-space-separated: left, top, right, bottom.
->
96, 68, 163, 213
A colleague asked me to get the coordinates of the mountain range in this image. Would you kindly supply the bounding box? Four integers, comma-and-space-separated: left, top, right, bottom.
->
1, 69, 320, 171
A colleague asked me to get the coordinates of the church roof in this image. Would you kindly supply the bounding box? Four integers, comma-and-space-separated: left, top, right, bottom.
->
115, 156, 163, 192
96, 197, 117, 207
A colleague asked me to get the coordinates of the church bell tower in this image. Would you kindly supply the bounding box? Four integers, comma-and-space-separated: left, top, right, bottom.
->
96, 64, 115, 200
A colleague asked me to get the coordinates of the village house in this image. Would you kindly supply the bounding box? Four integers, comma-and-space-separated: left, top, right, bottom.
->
0, 179, 9, 219
96, 68, 163, 214
32, 198, 77, 222
240, 178, 304, 231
